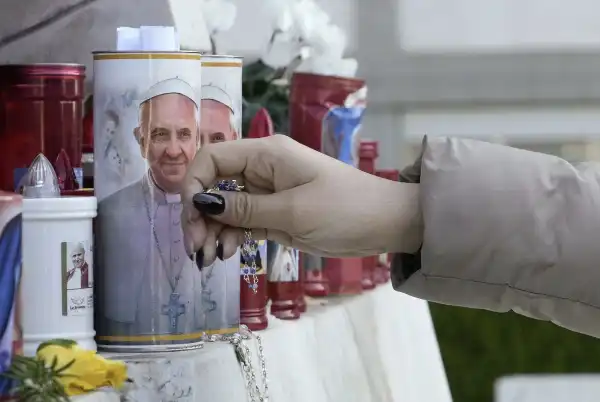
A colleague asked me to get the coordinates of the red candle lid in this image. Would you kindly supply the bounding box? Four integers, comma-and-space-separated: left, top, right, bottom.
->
375, 169, 399, 181
359, 140, 379, 159
291, 72, 365, 91
0, 63, 85, 78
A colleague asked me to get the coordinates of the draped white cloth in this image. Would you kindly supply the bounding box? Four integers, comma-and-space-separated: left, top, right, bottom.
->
81, 285, 452, 402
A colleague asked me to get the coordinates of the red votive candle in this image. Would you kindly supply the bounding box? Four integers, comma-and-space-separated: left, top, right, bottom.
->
267, 243, 301, 320
302, 252, 329, 297
290, 72, 367, 298
0, 64, 85, 192
358, 140, 379, 290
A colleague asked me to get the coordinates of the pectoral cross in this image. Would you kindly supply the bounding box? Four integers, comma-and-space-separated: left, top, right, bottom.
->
201, 288, 217, 313
161, 292, 186, 334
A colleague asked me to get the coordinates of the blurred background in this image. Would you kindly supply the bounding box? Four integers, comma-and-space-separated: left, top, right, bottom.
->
3, 0, 600, 400
354, 1, 600, 401
321, 0, 600, 401
218, 0, 600, 166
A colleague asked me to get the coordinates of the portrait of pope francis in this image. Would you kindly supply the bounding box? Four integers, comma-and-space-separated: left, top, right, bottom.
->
96, 77, 239, 342
196, 83, 242, 330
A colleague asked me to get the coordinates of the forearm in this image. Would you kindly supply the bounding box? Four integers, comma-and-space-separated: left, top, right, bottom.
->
384, 182, 423, 254
391, 136, 600, 338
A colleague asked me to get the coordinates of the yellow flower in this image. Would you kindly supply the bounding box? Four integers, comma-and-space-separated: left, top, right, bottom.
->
36, 340, 128, 396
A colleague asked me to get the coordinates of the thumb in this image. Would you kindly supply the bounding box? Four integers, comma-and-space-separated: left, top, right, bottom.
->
192, 190, 291, 231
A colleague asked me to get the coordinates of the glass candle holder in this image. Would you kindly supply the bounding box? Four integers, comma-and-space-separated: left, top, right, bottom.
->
0, 64, 85, 192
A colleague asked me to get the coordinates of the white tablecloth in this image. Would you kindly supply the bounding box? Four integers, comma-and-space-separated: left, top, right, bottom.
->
80, 285, 452, 402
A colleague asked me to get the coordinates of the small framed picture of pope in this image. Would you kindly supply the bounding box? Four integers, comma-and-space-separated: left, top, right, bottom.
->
61, 241, 93, 316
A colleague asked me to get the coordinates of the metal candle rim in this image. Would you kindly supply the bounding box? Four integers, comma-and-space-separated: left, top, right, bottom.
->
92, 50, 202, 54
92, 51, 203, 62
0, 63, 85, 77
200, 54, 243, 60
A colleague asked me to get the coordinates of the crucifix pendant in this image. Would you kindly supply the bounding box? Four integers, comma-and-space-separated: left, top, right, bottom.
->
161, 292, 186, 334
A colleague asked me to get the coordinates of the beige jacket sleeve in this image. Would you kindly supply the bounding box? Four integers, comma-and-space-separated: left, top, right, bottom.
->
392, 136, 600, 338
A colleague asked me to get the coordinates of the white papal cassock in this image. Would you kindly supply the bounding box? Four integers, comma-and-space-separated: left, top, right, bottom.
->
96, 173, 240, 338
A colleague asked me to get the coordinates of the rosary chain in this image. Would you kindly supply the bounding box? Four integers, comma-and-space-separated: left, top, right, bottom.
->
241, 230, 259, 294
209, 180, 259, 294
204, 180, 266, 400
202, 325, 269, 402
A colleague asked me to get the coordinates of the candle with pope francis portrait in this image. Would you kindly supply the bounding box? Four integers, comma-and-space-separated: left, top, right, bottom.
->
92, 37, 219, 351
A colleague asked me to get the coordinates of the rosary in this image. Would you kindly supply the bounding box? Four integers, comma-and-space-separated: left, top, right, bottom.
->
203, 180, 259, 294
201, 180, 269, 402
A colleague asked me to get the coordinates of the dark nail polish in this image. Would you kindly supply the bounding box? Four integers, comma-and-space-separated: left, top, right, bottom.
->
195, 249, 204, 270
193, 193, 225, 215
216, 243, 224, 261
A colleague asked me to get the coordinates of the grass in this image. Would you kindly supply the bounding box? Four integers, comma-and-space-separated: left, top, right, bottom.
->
430, 303, 600, 402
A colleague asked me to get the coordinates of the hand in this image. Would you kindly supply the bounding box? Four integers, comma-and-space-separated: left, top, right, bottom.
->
181, 135, 422, 267
66, 268, 75, 281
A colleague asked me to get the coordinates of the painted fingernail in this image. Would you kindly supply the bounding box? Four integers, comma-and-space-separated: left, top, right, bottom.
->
216, 243, 224, 261
193, 193, 225, 215
195, 249, 204, 270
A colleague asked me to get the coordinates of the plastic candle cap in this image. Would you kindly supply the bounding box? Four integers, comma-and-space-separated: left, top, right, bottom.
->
19, 153, 60, 198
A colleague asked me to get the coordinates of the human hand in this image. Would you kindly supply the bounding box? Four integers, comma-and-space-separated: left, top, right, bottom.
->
182, 135, 422, 267
66, 268, 75, 281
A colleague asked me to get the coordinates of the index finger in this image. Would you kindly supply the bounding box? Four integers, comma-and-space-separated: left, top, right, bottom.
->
182, 138, 264, 205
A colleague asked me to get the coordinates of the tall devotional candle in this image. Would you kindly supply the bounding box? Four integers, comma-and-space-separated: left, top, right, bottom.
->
93, 50, 205, 352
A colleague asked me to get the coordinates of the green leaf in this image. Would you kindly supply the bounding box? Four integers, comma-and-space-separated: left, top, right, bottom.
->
242, 60, 278, 83
50, 355, 58, 370
20, 388, 37, 401
4, 361, 27, 376
56, 358, 76, 375
1, 372, 21, 381
37, 339, 77, 354
242, 60, 290, 100
13, 355, 35, 365
53, 378, 69, 394
241, 57, 292, 135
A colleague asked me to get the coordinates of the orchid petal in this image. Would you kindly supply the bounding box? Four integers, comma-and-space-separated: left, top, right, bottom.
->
262, 35, 302, 68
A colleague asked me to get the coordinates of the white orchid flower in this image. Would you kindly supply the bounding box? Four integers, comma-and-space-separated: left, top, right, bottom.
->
294, 57, 316, 74
262, 0, 314, 68
275, 8, 294, 33
295, 54, 335, 75
272, 0, 295, 33
337, 58, 358, 78
261, 35, 302, 68
299, 46, 312, 60
200, 0, 237, 34
310, 24, 347, 59
290, 0, 330, 43
295, 54, 358, 78
264, 0, 296, 37
261, 0, 297, 67
261, 0, 357, 76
